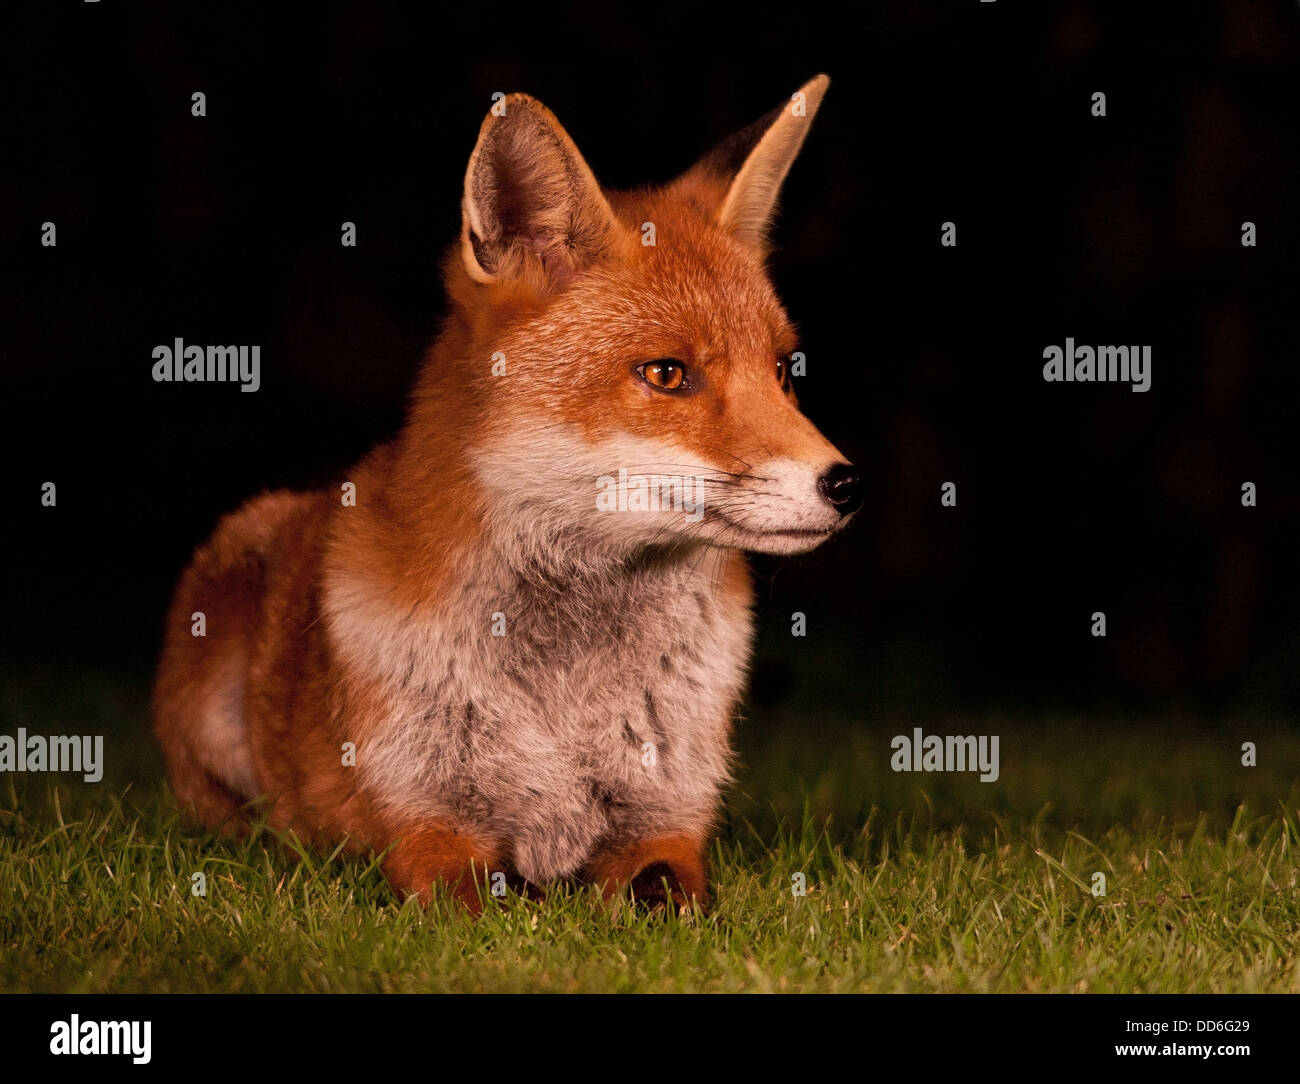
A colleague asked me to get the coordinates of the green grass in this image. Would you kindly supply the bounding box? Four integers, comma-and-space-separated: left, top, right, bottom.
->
1, 667, 1298, 993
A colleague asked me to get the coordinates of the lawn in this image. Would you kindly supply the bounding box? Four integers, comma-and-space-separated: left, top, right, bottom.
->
2, 667, 1298, 993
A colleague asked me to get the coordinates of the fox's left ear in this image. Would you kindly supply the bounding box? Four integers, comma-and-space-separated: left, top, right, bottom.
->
680, 74, 830, 253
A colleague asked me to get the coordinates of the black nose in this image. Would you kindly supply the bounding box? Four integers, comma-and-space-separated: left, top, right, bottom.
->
818, 463, 863, 517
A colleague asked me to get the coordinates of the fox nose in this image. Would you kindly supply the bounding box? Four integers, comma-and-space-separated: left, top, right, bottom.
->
818, 463, 863, 517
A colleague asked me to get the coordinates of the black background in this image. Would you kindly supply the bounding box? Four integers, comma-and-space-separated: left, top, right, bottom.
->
5, 0, 1299, 725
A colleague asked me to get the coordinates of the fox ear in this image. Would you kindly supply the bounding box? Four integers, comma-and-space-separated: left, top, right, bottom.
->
460, 94, 621, 285
687, 74, 830, 252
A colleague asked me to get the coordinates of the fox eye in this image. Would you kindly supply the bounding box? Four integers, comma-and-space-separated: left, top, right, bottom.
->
637, 359, 688, 392
776, 356, 787, 387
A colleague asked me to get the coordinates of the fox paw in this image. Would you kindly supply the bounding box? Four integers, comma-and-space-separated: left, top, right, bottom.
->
628, 861, 708, 913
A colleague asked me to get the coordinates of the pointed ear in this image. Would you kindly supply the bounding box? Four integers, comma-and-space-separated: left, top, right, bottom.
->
460, 93, 622, 285
686, 74, 830, 251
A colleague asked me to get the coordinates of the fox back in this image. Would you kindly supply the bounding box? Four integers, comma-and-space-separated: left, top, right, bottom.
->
152, 75, 862, 910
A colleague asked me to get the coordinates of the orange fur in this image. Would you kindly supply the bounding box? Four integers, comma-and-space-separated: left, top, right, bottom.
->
152, 76, 848, 913
382, 821, 500, 913
584, 834, 709, 908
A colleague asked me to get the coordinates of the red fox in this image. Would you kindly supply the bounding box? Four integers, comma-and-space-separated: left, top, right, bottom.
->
153, 74, 862, 912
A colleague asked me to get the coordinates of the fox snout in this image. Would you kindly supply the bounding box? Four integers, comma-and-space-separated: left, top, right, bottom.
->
687, 385, 861, 555
698, 451, 861, 556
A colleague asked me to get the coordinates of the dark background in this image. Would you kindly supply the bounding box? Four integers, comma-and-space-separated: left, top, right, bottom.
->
5, 0, 1299, 729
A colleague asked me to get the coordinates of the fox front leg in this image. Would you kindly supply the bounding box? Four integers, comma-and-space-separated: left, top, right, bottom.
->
583, 833, 710, 911
382, 820, 501, 914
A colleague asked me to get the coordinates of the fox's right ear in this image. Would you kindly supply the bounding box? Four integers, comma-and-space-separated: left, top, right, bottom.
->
460, 94, 622, 286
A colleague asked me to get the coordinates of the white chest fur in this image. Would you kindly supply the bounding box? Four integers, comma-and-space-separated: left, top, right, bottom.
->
325, 546, 754, 882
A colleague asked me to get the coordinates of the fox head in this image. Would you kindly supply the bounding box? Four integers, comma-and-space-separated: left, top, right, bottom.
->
417, 75, 861, 563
